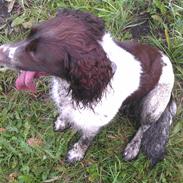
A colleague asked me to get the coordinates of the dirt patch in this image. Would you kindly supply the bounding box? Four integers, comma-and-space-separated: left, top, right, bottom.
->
0, 0, 23, 38
130, 13, 151, 39
0, 0, 9, 25
124, 12, 165, 41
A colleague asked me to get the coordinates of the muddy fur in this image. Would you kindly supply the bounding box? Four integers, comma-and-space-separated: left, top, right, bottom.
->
141, 97, 177, 166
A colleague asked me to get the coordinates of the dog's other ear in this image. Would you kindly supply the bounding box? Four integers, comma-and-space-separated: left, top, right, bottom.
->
27, 26, 38, 38
26, 38, 39, 53
56, 9, 64, 16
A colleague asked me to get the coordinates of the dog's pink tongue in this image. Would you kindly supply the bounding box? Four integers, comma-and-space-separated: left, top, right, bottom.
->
15, 71, 37, 93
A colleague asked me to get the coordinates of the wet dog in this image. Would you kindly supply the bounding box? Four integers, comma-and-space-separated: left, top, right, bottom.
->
0, 9, 176, 165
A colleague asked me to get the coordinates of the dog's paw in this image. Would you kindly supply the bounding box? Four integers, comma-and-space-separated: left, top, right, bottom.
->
123, 140, 141, 161
65, 143, 85, 164
53, 118, 70, 132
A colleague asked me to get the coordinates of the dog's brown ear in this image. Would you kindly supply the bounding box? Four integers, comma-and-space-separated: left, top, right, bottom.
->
26, 38, 39, 53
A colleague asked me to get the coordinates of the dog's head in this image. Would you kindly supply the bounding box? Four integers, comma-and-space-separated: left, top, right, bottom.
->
0, 9, 106, 75
0, 9, 114, 106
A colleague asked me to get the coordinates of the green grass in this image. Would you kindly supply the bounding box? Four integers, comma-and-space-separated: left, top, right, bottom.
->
0, 0, 183, 182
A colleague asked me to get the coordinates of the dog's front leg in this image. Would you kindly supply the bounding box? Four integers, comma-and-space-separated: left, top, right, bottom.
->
53, 115, 71, 132
65, 129, 99, 164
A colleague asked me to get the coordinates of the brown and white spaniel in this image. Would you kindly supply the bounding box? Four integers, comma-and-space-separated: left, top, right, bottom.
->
0, 9, 176, 165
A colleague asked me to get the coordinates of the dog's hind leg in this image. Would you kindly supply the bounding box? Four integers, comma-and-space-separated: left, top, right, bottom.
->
141, 97, 176, 166
123, 124, 150, 161
123, 95, 176, 162
123, 55, 175, 162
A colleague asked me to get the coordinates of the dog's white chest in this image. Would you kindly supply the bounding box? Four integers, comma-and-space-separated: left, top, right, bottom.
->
50, 34, 142, 131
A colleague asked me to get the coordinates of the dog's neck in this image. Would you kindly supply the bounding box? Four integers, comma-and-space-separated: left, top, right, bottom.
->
99, 33, 134, 63
99, 33, 141, 72
99, 32, 142, 101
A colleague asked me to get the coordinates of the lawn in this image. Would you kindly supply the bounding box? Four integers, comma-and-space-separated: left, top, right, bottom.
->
0, 0, 183, 182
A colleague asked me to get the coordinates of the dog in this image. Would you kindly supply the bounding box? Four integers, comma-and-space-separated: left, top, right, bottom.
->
0, 9, 177, 165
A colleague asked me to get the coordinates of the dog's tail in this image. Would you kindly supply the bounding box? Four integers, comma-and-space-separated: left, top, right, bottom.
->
141, 95, 177, 166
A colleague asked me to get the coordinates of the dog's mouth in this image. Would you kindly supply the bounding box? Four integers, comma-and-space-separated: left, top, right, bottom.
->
0, 45, 47, 93
15, 71, 47, 93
